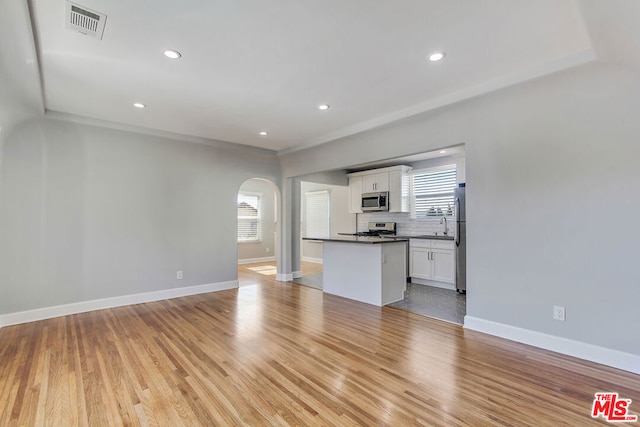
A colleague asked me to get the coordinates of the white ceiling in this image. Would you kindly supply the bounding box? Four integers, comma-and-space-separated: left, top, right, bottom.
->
29, 0, 595, 152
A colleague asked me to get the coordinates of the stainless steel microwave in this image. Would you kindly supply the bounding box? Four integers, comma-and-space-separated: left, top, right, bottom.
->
361, 192, 389, 212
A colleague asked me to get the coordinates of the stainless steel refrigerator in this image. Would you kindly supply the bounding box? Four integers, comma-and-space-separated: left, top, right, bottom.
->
454, 184, 466, 294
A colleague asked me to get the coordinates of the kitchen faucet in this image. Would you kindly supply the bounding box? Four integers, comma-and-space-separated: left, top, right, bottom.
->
440, 216, 448, 235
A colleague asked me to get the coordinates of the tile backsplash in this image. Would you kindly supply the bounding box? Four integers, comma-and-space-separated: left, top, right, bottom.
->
358, 212, 454, 237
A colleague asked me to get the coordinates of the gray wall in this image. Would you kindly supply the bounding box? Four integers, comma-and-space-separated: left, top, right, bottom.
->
237, 178, 277, 261
0, 118, 280, 314
280, 61, 640, 357
298, 170, 349, 187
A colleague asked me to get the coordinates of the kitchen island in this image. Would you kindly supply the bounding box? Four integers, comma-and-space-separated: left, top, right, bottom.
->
302, 236, 408, 307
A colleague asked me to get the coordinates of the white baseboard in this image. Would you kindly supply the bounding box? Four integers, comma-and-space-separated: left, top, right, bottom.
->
237, 256, 276, 265
464, 316, 640, 375
292, 271, 302, 279
276, 273, 293, 282
301, 256, 323, 264
0, 280, 238, 328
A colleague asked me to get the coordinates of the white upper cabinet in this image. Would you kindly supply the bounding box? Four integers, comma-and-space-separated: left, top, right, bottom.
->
348, 165, 411, 213
388, 169, 410, 213
363, 173, 389, 192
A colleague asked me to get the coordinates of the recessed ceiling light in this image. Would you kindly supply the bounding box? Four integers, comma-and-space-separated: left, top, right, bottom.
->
133, 102, 146, 108
163, 49, 182, 59
318, 104, 330, 110
429, 52, 446, 62
439, 150, 447, 154
259, 131, 268, 136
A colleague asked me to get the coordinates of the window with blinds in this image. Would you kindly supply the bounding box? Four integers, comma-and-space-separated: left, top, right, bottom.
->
237, 192, 262, 242
411, 166, 457, 218
304, 190, 330, 238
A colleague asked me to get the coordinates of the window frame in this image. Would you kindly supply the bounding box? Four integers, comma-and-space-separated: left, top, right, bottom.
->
303, 190, 331, 238
410, 164, 457, 220
237, 191, 263, 243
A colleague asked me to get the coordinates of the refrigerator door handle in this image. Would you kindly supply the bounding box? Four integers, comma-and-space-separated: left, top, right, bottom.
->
455, 197, 461, 247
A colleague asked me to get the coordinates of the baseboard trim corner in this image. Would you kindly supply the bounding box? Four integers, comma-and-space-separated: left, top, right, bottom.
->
301, 256, 323, 264
0, 280, 238, 328
464, 316, 640, 375
276, 273, 293, 282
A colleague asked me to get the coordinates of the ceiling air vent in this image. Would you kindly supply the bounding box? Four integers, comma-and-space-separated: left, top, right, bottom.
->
65, 1, 107, 40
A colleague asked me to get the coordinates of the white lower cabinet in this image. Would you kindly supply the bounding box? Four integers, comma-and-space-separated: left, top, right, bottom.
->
409, 246, 431, 279
431, 248, 455, 283
409, 239, 455, 286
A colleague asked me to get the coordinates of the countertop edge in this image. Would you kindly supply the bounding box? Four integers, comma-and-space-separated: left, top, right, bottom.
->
302, 237, 410, 244
396, 235, 454, 241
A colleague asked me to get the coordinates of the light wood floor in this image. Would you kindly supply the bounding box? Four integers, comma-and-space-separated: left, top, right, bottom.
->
1, 272, 638, 426
238, 261, 323, 287
299, 261, 323, 276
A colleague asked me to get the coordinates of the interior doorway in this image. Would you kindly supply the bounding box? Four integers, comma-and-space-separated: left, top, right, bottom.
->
236, 178, 280, 287
293, 180, 356, 290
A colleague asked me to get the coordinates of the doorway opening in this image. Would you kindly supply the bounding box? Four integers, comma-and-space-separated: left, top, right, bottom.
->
236, 178, 280, 287
292, 180, 355, 290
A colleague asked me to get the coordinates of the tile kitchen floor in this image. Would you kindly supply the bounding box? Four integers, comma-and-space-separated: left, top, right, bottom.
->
292, 274, 323, 290
293, 273, 466, 325
292, 262, 323, 290
389, 283, 466, 325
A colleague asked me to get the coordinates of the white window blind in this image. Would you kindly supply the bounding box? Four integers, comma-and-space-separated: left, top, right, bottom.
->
411, 166, 456, 218
304, 190, 330, 238
237, 192, 262, 242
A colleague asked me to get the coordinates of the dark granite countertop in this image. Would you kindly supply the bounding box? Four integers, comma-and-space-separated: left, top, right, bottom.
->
302, 236, 410, 244
396, 234, 454, 241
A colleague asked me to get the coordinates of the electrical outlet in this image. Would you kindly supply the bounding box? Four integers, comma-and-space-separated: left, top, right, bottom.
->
266, 247, 270, 253
177, 270, 183, 280
553, 305, 565, 321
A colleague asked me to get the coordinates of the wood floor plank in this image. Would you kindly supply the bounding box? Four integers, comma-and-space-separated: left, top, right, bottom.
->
1, 266, 639, 426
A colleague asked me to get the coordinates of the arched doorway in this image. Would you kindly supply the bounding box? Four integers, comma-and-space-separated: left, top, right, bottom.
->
236, 178, 280, 286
